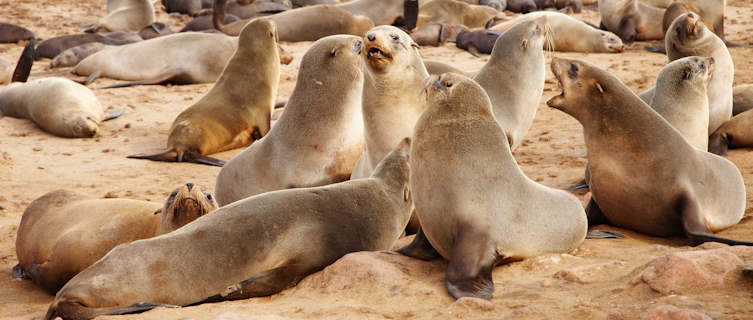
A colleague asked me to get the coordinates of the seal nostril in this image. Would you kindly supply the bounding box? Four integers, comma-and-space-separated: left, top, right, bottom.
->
186, 182, 194, 191
367, 33, 375, 41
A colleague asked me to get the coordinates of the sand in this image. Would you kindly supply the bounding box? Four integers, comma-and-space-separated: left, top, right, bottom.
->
1, 0, 753, 319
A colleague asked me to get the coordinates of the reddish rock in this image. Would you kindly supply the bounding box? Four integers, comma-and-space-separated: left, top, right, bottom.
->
633, 248, 743, 294
642, 305, 711, 320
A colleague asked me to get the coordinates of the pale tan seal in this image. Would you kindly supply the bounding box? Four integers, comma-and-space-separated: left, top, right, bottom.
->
648, 56, 713, 151
214, 2, 373, 41
472, 18, 547, 150
417, 0, 500, 29
13, 183, 218, 294
398, 73, 586, 300
489, 11, 624, 53
598, 0, 664, 43
732, 84, 753, 116
214, 35, 364, 206
73, 31, 236, 88
548, 57, 752, 246
424, 59, 467, 76
640, 12, 733, 135
44, 140, 413, 320
128, 19, 280, 166
86, 0, 156, 33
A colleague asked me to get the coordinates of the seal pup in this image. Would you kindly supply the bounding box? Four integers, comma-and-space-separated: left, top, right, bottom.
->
128, 19, 279, 166
732, 85, 753, 116
506, 0, 537, 13
85, 0, 156, 33
417, 0, 500, 29
215, 34, 364, 206
410, 23, 469, 47
598, 0, 664, 43
0, 22, 36, 43
398, 73, 587, 300
351, 25, 428, 180
472, 18, 547, 150
213, 2, 373, 41
13, 183, 217, 294
50, 43, 108, 68
640, 13, 733, 135
548, 57, 752, 246
489, 11, 624, 53
648, 56, 713, 151
73, 31, 236, 87
35, 33, 140, 60
45, 140, 413, 320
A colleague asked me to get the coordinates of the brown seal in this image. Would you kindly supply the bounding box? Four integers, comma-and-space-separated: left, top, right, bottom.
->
44, 140, 412, 320
213, 1, 373, 41
598, 0, 664, 43
417, 0, 500, 29
410, 23, 469, 47
0, 22, 36, 43
732, 84, 753, 116
398, 72, 586, 300
337, 0, 419, 28
548, 57, 752, 246
36, 33, 140, 60
13, 183, 217, 294
472, 18, 548, 150
506, 0, 537, 13
163, 0, 204, 15
50, 42, 108, 68
86, 0, 156, 33
458, 0, 506, 11
127, 19, 280, 166
137, 22, 174, 40
214, 34, 365, 206
534, 0, 582, 12
709, 107, 753, 156
455, 29, 500, 56
181, 14, 240, 32
489, 11, 624, 53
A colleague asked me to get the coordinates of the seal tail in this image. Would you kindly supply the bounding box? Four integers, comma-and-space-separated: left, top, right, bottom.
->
11, 38, 37, 83
213, 0, 230, 34
643, 45, 667, 54
45, 301, 178, 320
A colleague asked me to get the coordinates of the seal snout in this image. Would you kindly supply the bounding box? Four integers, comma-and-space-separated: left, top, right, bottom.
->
186, 182, 194, 191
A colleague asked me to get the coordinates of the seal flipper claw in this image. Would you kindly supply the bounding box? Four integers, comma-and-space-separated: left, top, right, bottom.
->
183, 152, 226, 167
104, 108, 125, 121
444, 228, 497, 300
396, 227, 441, 260
12, 264, 28, 279
192, 265, 303, 305
586, 229, 625, 239
680, 193, 753, 246
566, 179, 588, 190
585, 197, 608, 227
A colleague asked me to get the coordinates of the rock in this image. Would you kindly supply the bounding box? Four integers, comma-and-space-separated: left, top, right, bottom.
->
554, 261, 626, 284
632, 248, 743, 294
642, 305, 711, 320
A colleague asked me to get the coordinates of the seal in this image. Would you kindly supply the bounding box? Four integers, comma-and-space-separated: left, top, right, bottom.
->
455, 29, 501, 56
410, 23, 469, 47
489, 11, 624, 53
424, 59, 467, 76
472, 18, 547, 150
86, 0, 156, 33
214, 34, 364, 206
13, 183, 218, 295
213, 2, 374, 41
0, 22, 36, 43
598, 0, 664, 43
35, 32, 140, 60
163, 0, 203, 15
50, 42, 108, 68
398, 72, 587, 300
417, 0, 500, 29
640, 12, 733, 135
506, 0, 536, 13
458, 0, 506, 11
534, 0, 583, 12
337, 0, 420, 28
648, 56, 713, 151
732, 84, 753, 116
181, 14, 240, 32
137, 22, 174, 39
547, 57, 752, 246
44, 140, 413, 320
73, 31, 237, 87
128, 19, 280, 166
217, 0, 291, 19
709, 107, 753, 156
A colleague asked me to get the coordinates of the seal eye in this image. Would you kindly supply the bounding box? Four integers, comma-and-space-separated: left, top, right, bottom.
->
390, 34, 399, 42
568, 63, 578, 79
205, 193, 213, 201
445, 81, 453, 88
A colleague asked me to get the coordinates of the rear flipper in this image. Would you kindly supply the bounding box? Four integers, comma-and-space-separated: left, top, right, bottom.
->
586, 230, 625, 239
99, 68, 188, 89
190, 265, 304, 305
45, 301, 179, 320
566, 179, 588, 190
12, 264, 29, 279
127, 150, 226, 167
585, 197, 608, 227
643, 43, 667, 54
714, 19, 752, 48
70, 70, 101, 86
396, 227, 441, 260
103, 108, 125, 121
445, 227, 499, 300
680, 193, 753, 246
403, 0, 419, 31
11, 38, 37, 83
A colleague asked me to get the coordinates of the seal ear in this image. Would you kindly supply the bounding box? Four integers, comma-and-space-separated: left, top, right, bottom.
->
591, 80, 604, 94
331, 48, 339, 57
521, 38, 528, 49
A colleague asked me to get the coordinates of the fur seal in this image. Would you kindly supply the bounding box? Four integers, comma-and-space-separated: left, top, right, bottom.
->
86, 0, 156, 33
73, 31, 236, 87
128, 19, 279, 166
45, 140, 413, 320
410, 23, 468, 47
709, 107, 753, 156
215, 34, 364, 206
506, 0, 537, 13
163, 0, 204, 15
455, 29, 500, 56
648, 56, 713, 151
13, 183, 217, 294
458, 0, 506, 11
472, 18, 547, 150
417, 0, 500, 29
534, 0, 582, 12
351, 25, 428, 180
548, 57, 752, 246
138, 22, 174, 39
36, 33, 140, 60
598, 0, 664, 43
424, 59, 467, 76
181, 14, 240, 31
213, 2, 373, 41
337, 0, 419, 28
732, 85, 753, 116
0, 22, 36, 43
398, 72, 587, 300
50, 43, 108, 68
641, 12, 733, 135
489, 11, 624, 53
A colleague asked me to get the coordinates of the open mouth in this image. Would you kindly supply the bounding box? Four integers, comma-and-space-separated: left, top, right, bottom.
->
366, 46, 393, 61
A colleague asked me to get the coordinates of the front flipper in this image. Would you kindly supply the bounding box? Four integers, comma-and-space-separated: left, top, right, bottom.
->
585, 197, 608, 227
128, 151, 225, 167
100, 68, 188, 89
680, 193, 753, 246
466, 44, 482, 57
103, 108, 125, 121
403, 0, 419, 31
46, 301, 179, 320
396, 227, 441, 260
183, 152, 226, 167
586, 230, 625, 239
566, 179, 588, 190
191, 265, 303, 305
445, 228, 498, 300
